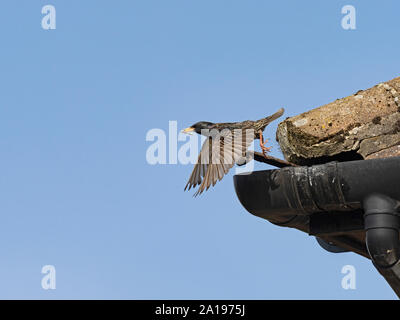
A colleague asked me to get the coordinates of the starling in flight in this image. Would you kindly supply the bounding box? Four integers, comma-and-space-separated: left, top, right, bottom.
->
182, 108, 284, 196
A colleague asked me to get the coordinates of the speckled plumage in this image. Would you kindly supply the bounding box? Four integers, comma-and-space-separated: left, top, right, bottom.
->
184, 108, 284, 196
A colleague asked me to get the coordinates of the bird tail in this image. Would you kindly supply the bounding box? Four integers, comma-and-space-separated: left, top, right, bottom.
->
257, 108, 285, 129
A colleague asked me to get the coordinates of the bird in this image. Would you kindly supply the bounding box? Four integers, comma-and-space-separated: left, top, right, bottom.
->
182, 108, 284, 196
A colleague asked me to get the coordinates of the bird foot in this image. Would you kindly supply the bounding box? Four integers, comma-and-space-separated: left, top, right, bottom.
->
261, 144, 272, 157
259, 131, 272, 157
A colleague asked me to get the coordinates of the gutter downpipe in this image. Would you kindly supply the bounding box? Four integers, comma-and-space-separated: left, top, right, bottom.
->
363, 193, 400, 297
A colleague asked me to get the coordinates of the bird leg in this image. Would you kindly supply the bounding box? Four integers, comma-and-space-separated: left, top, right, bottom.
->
259, 130, 271, 157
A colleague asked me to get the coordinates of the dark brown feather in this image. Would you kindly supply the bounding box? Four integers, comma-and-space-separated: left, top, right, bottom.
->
185, 108, 284, 196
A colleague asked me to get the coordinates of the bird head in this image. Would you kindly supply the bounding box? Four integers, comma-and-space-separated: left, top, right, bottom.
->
182, 121, 214, 135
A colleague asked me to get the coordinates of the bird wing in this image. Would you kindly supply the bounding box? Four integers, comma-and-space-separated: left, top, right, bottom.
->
185, 128, 255, 196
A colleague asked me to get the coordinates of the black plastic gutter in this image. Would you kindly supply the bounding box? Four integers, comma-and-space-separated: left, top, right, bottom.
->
234, 156, 400, 297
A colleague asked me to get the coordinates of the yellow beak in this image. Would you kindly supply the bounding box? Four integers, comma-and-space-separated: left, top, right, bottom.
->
182, 127, 195, 133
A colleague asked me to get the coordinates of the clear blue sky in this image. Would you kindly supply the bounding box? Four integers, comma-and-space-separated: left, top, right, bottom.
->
0, 0, 399, 299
